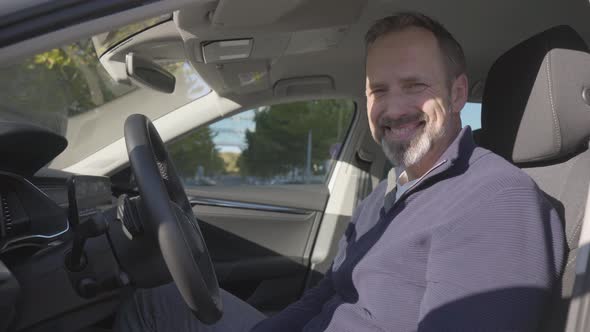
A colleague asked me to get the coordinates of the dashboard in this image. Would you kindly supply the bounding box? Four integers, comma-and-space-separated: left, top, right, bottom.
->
0, 172, 69, 256
0, 172, 113, 256
0, 122, 171, 332
0, 169, 127, 332
0, 113, 188, 332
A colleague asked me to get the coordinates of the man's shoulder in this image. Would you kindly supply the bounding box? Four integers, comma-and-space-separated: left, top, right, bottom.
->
442, 147, 562, 241
466, 146, 539, 192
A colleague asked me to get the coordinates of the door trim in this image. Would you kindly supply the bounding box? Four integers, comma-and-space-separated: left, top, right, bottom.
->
190, 197, 313, 215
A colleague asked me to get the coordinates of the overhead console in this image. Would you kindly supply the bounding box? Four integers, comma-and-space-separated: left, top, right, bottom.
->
100, 0, 367, 100
174, 0, 366, 97
98, 0, 367, 100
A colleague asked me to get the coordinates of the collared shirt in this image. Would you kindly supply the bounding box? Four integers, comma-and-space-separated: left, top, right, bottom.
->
395, 174, 417, 203
386, 166, 418, 205
384, 162, 441, 212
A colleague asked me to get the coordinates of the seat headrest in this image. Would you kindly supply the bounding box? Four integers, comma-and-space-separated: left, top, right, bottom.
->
480, 25, 590, 164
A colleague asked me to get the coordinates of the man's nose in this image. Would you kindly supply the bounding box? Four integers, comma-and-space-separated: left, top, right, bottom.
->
383, 93, 414, 120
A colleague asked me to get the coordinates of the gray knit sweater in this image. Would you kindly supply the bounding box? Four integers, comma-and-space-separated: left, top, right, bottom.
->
252, 127, 565, 331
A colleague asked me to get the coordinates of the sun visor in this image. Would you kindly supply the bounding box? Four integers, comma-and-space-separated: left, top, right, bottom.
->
284, 26, 349, 55
0, 122, 67, 177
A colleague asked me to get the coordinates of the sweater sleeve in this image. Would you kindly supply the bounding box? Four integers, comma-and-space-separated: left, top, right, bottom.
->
418, 186, 565, 331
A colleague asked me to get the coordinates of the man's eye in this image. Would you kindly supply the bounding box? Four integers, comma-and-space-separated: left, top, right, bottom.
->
370, 89, 386, 97
405, 83, 428, 93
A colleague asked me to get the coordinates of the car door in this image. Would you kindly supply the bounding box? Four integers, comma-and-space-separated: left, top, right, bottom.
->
166, 99, 356, 312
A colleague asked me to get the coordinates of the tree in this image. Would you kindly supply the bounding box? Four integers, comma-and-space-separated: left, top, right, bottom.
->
238, 100, 354, 182
168, 127, 225, 181
28, 39, 135, 116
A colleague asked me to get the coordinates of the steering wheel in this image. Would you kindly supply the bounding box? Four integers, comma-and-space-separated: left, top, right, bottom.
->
123, 114, 222, 324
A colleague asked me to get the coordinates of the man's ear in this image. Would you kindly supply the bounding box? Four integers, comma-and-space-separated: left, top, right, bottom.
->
451, 73, 468, 114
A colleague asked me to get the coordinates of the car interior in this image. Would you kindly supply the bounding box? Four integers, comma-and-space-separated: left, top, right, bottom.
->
0, 0, 589, 331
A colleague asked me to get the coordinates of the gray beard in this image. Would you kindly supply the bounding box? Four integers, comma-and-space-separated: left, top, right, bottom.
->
381, 121, 446, 168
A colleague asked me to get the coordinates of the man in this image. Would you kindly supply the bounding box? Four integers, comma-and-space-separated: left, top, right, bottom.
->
116, 12, 565, 331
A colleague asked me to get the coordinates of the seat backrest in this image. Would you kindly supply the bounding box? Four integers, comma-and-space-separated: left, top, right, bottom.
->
479, 25, 590, 331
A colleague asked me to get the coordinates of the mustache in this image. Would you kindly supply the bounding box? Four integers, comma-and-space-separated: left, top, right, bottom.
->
379, 113, 426, 128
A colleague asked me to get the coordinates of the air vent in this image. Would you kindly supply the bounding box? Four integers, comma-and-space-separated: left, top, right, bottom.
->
0, 192, 30, 237
1, 194, 12, 236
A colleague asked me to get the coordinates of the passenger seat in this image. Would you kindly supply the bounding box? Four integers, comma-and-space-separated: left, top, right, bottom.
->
479, 25, 590, 331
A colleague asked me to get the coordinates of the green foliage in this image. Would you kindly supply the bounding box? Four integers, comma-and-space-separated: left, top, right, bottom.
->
166, 99, 354, 186
27, 40, 134, 116
238, 100, 354, 180
33, 48, 71, 69
168, 127, 225, 179
0, 38, 136, 135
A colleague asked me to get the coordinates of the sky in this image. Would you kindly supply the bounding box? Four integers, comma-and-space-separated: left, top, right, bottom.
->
460, 102, 482, 130
210, 109, 256, 153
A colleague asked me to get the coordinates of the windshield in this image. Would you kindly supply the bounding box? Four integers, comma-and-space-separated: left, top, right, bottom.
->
0, 28, 211, 170
92, 14, 172, 56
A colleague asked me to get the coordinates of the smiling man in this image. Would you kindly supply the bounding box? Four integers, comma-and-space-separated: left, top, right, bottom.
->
116, 12, 565, 332
365, 20, 466, 182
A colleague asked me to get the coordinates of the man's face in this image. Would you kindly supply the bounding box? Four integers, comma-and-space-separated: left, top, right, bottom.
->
365, 27, 464, 168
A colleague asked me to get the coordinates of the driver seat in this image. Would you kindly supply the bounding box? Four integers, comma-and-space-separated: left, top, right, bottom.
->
479, 25, 590, 331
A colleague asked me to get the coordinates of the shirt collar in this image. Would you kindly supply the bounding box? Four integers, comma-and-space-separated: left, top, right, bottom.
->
386, 166, 407, 195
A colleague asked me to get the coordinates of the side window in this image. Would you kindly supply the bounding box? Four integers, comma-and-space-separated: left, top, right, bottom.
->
460, 102, 482, 130
168, 99, 355, 187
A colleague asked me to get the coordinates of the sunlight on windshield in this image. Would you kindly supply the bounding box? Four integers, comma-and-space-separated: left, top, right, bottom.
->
0, 34, 211, 170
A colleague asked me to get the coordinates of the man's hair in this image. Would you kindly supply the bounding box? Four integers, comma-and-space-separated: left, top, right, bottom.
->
365, 12, 466, 82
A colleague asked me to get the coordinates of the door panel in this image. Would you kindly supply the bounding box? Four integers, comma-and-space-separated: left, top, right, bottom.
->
194, 204, 317, 266
187, 184, 329, 311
